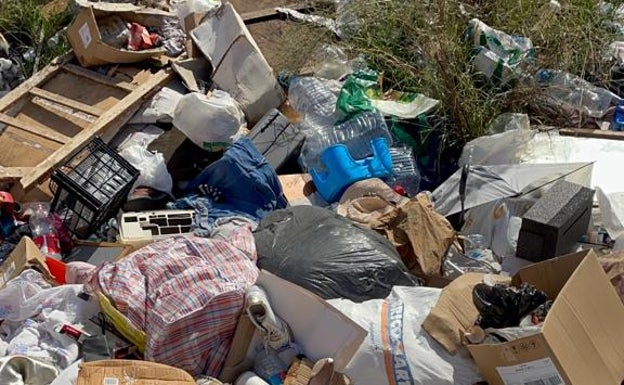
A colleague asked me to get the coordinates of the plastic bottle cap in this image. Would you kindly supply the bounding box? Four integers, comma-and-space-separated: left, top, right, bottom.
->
393, 185, 407, 196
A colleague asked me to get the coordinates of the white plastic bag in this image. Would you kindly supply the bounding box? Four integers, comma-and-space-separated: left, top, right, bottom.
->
597, 187, 624, 251
120, 145, 173, 195
328, 286, 483, 385
171, 0, 222, 28
459, 113, 534, 166
173, 90, 246, 151
129, 80, 186, 125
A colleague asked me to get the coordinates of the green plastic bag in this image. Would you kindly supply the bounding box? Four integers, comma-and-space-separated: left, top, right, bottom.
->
336, 69, 380, 117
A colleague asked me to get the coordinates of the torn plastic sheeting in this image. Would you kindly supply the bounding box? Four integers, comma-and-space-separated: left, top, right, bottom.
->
518, 131, 624, 194
276, 0, 358, 40
276, 8, 340, 35
597, 187, 624, 250
459, 113, 534, 166
129, 79, 187, 125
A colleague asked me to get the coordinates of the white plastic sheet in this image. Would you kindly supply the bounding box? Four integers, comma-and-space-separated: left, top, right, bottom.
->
119, 144, 173, 195
0, 270, 99, 370
328, 286, 483, 385
459, 113, 533, 166
129, 80, 187, 125
597, 187, 624, 250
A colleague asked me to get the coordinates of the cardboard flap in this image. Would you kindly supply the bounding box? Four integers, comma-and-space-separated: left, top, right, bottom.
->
256, 271, 367, 372
77, 1, 174, 16
190, 3, 261, 72
541, 253, 624, 385
511, 250, 587, 299
77, 360, 195, 385
171, 58, 213, 93
421, 273, 510, 354
0, 237, 52, 287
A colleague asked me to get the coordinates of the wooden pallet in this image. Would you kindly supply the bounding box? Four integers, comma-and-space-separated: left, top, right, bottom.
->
0, 54, 172, 195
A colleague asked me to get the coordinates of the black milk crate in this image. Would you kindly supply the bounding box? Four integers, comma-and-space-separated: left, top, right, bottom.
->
50, 137, 139, 239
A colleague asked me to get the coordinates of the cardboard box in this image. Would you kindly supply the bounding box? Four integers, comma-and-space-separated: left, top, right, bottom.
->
0, 237, 53, 288
183, 12, 208, 58
422, 250, 624, 385
77, 360, 195, 385
279, 174, 328, 207
68, 3, 169, 67
190, 3, 285, 125
219, 270, 367, 383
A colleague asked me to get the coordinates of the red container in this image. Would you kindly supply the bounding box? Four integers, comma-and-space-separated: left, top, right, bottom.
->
45, 257, 66, 285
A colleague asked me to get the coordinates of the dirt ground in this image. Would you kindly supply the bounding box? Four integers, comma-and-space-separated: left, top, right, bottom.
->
228, 0, 294, 70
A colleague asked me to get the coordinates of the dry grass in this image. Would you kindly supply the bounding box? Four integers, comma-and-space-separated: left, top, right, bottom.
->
278, 0, 624, 146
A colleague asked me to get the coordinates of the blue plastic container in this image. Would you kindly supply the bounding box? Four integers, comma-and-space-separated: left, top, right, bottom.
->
310, 137, 393, 202
613, 100, 624, 131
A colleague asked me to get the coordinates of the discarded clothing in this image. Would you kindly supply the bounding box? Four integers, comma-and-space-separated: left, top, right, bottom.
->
86, 222, 259, 376
170, 138, 287, 233
170, 196, 257, 236
0, 355, 58, 385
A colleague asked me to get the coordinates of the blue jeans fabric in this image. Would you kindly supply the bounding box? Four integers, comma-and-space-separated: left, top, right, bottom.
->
169, 138, 287, 235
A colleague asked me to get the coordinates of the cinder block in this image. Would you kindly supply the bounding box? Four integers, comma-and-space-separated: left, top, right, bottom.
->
516, 180, 594, 262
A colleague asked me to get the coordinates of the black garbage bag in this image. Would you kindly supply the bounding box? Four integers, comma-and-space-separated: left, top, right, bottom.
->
472, 282, 549, 329
254, 206, 418, 302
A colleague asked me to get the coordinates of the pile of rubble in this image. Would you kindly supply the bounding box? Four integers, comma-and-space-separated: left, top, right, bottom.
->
0, 1, 623, 385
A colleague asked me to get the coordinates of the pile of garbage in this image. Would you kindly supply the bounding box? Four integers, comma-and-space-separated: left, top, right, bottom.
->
0, 1, 624, 385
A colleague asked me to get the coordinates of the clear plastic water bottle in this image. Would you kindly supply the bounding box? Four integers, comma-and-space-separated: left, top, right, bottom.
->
288, 76, 337, 129
29, 202, 62, 259
385, 146, 421, 197
537, 69, 618, 118
613, 100, 624, 131
300, 111, 392, 172
253, 347, 288, 385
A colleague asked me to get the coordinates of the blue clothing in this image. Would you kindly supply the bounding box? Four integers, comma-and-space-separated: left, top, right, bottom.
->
169, 138, 287, 234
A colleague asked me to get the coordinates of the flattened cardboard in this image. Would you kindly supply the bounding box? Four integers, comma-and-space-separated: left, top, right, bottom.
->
77, 360, 195, 385
219, 271, 367, 382
0, 236, 53, 288
423, 250, 624, 385
68, 4, 169, 67
190, 3, 284, 124
421, 273, 510, 354
256, 271, 366, 372
279, 174, 327, 207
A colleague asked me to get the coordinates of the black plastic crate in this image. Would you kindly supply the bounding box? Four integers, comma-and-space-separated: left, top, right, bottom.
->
50, 137, 139, 239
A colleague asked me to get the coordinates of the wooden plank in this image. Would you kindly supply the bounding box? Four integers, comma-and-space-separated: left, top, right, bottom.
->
62, 63, 136, 92
0, 59, 60, 112
0, 167, 30, 181
242, 3, 312, 24
19, 68, 174, 191
0, 113, 70, 144
559, 127, 624, 141
29, 87, 104, 117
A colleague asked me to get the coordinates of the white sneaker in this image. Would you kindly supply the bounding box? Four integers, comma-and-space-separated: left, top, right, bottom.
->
245, 285, 292, 350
